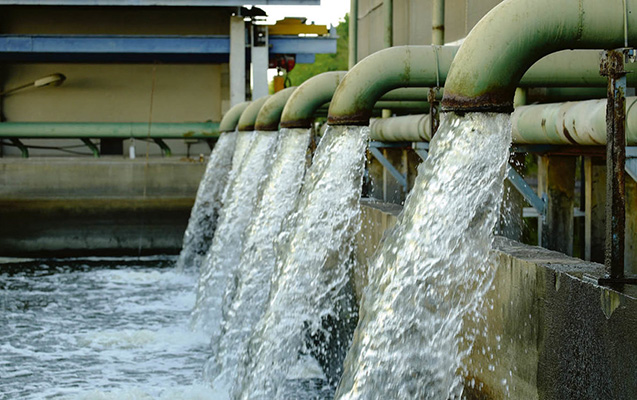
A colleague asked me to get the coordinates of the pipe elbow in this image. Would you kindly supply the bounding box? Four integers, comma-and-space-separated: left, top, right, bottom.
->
280, 71, 348, 129
254, 87, 298, 131
238, 96, 271, 132
219, 101, 251, 133
327, 45, 457, 126
442, 0, 637, 113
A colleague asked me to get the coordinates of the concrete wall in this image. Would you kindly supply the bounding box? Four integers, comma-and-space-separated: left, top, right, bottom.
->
355, 0, 503, 59
356, 202, 637, 399
0, 5, 232, 157
0, 157, 205, 256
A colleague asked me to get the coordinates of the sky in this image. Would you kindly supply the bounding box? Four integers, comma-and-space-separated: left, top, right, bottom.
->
252, 0, 350, 27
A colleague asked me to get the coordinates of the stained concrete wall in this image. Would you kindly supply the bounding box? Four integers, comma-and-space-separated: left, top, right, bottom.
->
0, 5, 232, 157
356, 202, 637, 399
0, 157, 206, 256
355, 0, 503, 60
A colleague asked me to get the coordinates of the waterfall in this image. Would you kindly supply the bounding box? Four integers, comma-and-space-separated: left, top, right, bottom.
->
191, 130, 279, 340
335, 113, 511, 399
175, 132, 237, 271
205, 128, 312, 397
235, 125, 369, 400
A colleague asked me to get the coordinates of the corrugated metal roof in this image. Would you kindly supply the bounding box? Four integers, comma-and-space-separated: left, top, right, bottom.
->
0, 0, 319, 6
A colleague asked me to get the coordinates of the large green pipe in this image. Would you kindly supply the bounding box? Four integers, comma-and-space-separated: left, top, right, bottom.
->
328, 46, 458, 126
441, 0, 637, 113
370, 114, 432, 142
369, 97, 637, 144
219, 101, 251, 133
279, 71, 434, 129
327, 44, 637, 126
0, 122, 220, 138
237, 95, 271, 132
513, 97, 637, 145
281, 72, 347, 129
254, 87, 297, 131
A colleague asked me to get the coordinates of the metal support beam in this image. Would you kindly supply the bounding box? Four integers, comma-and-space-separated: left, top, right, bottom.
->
153, 138, 171, 157
599, 49, 631, 284
9, 138, 28, 158
507, 166, 547, 218
413, 141, 429, 160
81, 138, 100, 158
252, 26, 270, 100
369, 147, 407, 192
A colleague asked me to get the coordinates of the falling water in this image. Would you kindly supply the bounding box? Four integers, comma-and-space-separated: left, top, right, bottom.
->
335, 113, 511, 399
191, 130, 279, 339
206, 128, 311, 397
235, 125, 368, 400
176, 132, 237, 271
223, 131, 257, 203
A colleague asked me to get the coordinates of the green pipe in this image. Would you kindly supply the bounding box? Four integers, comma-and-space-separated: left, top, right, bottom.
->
9, 138, 28, 158
432, 0, 444, 45
369, 97, 637, 144
349, 0, 358, 69
219, 101, 251, 132
328, 45, 458, 126
237, 95, 271, 132
0, 122, 219, 138
281, 71, 347, 129
512, 97, 637, 145
526, 87, 607, 103
384, 0, 393, 48
327, 44, 637, 126
441, 0, 637, 113
80, 138, 100, 158
255, 87, 298, 131
370, 114, 432, 142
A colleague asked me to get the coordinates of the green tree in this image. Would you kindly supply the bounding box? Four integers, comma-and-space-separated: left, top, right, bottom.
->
285, 13, 349, 86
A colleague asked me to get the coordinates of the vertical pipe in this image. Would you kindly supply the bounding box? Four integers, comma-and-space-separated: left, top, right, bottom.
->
384, 0, 393, 48
432, 0, 444, 45
601, 50, 627, 280
230, 14, 246, 106
349, 0, 358, 69
251, 25, 269, 100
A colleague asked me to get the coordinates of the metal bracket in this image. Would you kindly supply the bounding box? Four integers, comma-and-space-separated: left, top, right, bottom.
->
506, 165, 547, 219
10, 138, 28, 158
80, 138, 100, 158
369, 146, 407, 192
413, 141, 429, 161
153, 138, 172, 157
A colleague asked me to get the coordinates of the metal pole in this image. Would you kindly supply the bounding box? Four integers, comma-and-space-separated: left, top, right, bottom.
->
349, 0, 358, 69
600, 49, 629, 284
432, 0, 445, 45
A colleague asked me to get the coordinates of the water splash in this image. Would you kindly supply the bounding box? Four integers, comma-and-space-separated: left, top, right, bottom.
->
176, 132, 237, 271
205, 128, 311, 396
335, 113, 511, 399
223, 131, 257, 204
191, 131, 279, 338
235, 125, 368, 400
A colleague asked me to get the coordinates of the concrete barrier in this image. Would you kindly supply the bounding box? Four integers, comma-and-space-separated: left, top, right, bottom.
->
356, 200, 637, 399
0, 157, 205, 257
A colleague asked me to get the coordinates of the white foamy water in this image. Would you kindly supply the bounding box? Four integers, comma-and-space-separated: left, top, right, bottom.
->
176, 132, 237, 272
235, 125, 368, 400
191, 131, 279, 339
206, 128, 311, 397
0, 257, 223, 400
335, 113, 511, 399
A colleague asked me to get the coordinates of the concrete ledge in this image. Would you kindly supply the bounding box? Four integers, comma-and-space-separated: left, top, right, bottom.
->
356, 201, 637, 399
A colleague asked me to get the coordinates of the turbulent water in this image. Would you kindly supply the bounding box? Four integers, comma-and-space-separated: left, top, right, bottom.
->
191, 131, 279, 339
176, 132, 237, 272
235, 125, 368, 400
206, 128, 311, 397
0, 256, 221, 400
222, 131, 257, 204
335, 113, 511, 399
